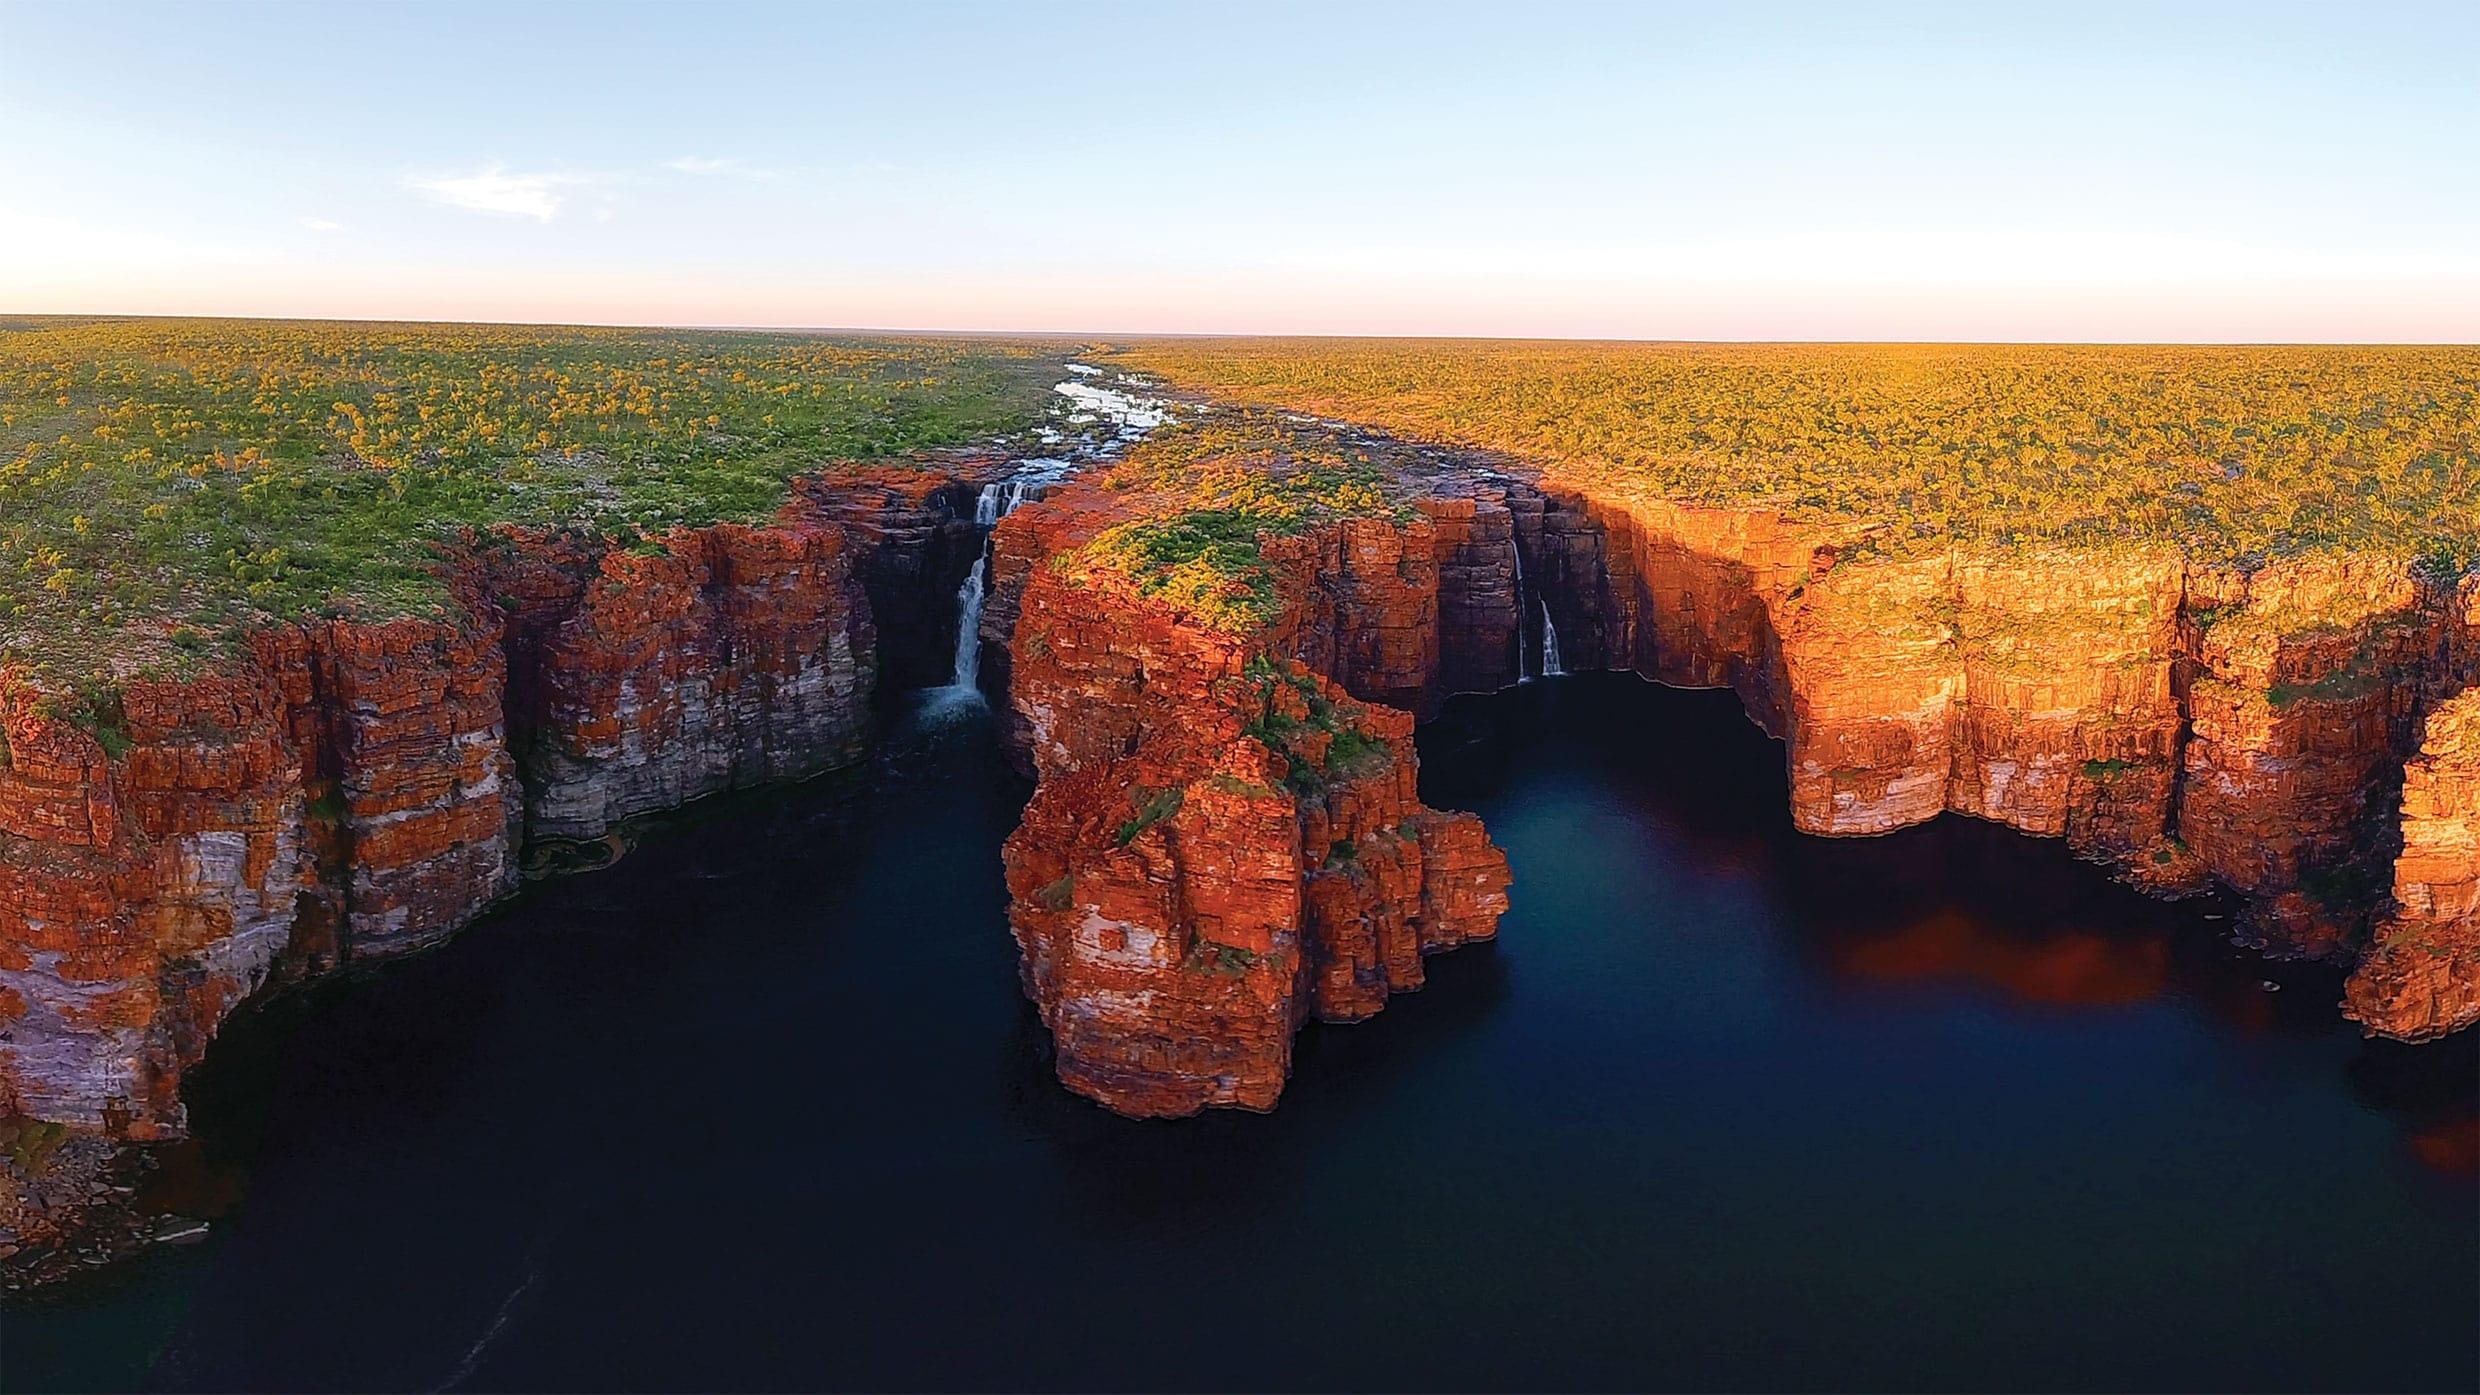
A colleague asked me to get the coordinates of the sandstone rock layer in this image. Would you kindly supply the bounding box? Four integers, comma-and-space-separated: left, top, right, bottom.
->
997, 477, 1510, 1117
0, 473, 984, 1138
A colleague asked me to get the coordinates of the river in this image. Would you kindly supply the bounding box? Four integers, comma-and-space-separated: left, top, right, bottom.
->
6, 674, 2472, 1392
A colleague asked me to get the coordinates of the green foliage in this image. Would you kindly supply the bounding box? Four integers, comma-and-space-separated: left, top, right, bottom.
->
304, 785, 349, 826
1115, 786, 1185, 845
1324, 726, 1386, 774
0, 1117, 70, 1173
1064, 417, 1421, 635
2301, 860, 2382, 911
42, 677, 131, 758
1082, 507, 1295, 633
1118, 340, 2480, 568
1034, 874, 1075, 912
1, 317, 1068, 680
1185, 940, 1262, 976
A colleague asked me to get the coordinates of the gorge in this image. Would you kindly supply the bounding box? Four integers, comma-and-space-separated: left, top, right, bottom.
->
2, 371, 2474, 1297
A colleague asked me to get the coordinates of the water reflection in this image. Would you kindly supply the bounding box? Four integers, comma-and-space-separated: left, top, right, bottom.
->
8, 672, 2473, 1394
1417, 672, 2477, 1186
1828, 911, 2170, 1008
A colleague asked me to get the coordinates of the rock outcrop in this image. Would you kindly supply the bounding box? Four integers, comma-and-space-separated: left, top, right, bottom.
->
2346, 689, 2480, 1039
0, 471, 980, 1143
1520, 477, 2472, 974
993, 475, 1509, 1116
2346, 577, 2480, 1041
5, 398, 2468, 1281
488, 517, 875, 841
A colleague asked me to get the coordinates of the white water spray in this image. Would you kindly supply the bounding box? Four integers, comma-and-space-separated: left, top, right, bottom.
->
1511, 530, 1563, 679
949, 483, 1007, 695
938, 371, 1168, 705
1511, 535, 1533, 682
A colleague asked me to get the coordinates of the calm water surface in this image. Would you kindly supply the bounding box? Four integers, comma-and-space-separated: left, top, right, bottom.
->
7, 676, 2475, 1392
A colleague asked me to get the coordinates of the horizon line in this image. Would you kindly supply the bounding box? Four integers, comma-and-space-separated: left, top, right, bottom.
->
4, 309, 2475, 349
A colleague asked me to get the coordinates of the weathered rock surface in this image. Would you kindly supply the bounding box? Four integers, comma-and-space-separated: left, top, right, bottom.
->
2346, 577, 2480, 1040
2346, 689, 2480, 1039
5, 408, 2469, 1282
997, 478, 1509, 1116
1523, 476, 2472, 982
802, 463, 994, 690
491, 516, 875, 840
0, 477, 952, 1145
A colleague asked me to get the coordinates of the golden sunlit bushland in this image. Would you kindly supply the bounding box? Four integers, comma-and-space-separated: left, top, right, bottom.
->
1114, 339, 2479, 571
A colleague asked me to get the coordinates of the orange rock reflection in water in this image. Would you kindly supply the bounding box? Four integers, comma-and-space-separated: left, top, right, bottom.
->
2408, 1116, 2480, 1177
1832, 911, 2169, 1009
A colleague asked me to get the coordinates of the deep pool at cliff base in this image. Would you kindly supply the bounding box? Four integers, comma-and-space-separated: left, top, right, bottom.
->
6, 675, 2475, 1392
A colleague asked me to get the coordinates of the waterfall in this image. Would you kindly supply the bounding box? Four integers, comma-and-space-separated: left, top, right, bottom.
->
950, 476, 1055, 695
1512, 529, 1563, 679
948, 483, 1007, 694
1511, 535, 1532, 681
951, 555, 990, 691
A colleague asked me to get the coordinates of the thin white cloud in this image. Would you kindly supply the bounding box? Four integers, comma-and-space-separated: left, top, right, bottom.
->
663, 155, 777, 180
299, 217, 344, 233
407, 162, 595, 222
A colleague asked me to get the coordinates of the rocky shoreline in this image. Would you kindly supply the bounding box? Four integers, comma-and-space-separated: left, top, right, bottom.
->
6, 400, 2473, 1286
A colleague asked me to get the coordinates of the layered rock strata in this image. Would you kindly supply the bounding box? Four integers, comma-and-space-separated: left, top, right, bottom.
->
996, 478, 1511, 1116
2345, 577, 2480, 1040
0, 472, 989, 1141
1516, 475, 2475, 996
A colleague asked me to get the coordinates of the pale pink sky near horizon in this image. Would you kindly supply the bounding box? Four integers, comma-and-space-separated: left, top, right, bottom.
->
6, 1, 2478, 343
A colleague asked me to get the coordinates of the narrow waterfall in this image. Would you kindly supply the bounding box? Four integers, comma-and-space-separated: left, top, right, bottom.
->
1513, 529, 1563, 679
1511, 535, 1533, 681
951, 555, 990, 690
948, 483, 1007, 694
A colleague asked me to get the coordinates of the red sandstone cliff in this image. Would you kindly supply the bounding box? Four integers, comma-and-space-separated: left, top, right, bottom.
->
1521, 477, 2471, 973
0, 471, 986, 1144
2345, 576, 2480, 1040
4, 412, 2469, 1279
995, 478, 1509, 1116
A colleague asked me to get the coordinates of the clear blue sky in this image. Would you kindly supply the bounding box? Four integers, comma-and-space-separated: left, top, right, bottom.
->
3, 0, 2474, 339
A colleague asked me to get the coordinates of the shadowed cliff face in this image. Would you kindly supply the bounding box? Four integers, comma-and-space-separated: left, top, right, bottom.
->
0, 464, 995, 1154
1502, 475, 2477, 1039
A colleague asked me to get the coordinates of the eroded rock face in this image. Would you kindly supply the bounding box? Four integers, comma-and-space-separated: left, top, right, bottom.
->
801, 464, 994, 690
2346, 690, 2480, 1040
495, 517, 874, 841
1526, 481, 2472, 969
997, 479, 1510, 1117
0, 480, 932, 1142
2346, 580, 2480, 1041
0, 661, 307, 1133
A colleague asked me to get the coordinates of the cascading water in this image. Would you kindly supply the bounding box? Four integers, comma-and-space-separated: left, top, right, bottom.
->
1512, 531, 1564, 680
1512, 536, 1532, 681
947, 483, 1007, 696
938, 367, 1168, 704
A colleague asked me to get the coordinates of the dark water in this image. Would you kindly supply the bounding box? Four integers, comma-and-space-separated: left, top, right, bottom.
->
6, 676, 2475, 1393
